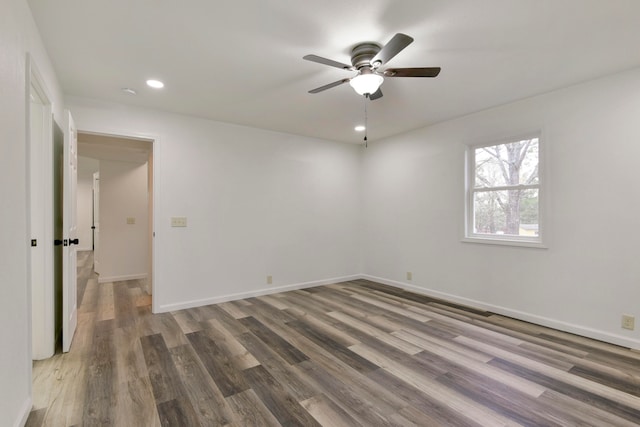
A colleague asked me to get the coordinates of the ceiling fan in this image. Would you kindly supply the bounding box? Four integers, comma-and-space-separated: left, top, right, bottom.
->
304, 33, 441, 100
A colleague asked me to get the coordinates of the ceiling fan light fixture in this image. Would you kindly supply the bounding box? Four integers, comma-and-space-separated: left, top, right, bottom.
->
349, 73, 384, 96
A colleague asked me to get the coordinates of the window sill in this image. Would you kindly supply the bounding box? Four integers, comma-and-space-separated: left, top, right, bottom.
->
462, 236, 548, 249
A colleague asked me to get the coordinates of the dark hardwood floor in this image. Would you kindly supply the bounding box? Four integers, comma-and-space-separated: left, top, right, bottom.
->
28, 252, 640, 426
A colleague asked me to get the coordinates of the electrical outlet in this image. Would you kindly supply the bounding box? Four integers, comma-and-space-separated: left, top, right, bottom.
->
267, 275, 273, 285
406, 271, 412, 281
622, 314, 635, 330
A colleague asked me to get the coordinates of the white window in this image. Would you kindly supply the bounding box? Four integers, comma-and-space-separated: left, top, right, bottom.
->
465, 135, 544, 247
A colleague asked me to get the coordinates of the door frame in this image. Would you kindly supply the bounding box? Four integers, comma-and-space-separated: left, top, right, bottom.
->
62, 110, 78, 353
92, 171, 100, 262
78, 128, 158, 312
26, 54, 55, 360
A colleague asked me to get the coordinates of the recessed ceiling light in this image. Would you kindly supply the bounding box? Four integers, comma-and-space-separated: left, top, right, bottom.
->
121, 88, 137, 95
146, 79, 164, 89
355, 125, 366, 132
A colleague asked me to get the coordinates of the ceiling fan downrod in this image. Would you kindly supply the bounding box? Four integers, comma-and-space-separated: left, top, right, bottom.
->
363, 94, 369, 148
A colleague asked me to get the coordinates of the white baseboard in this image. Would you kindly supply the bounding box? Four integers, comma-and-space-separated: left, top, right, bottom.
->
15, 396, 32, 427
153, 271, 639, 350
361, 274, 640, 350
156, 274, 362, 313
98, 273, 147, 284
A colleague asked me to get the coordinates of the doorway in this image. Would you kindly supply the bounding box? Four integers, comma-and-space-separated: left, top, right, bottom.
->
77, 132, 154, 298
28, 58, 80, 361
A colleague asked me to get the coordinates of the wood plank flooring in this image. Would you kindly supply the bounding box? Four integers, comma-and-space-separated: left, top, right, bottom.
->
28, 252, 640, 426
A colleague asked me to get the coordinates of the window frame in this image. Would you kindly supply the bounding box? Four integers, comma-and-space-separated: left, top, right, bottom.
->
463, 132, 547, 248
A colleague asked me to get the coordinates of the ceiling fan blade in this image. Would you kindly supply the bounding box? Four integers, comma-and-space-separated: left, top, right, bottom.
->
369, 88, 383, 100
384, 67, 441, 78
303, 54, 353, 70
371, 33, 414, 67
309, 78, 351, 93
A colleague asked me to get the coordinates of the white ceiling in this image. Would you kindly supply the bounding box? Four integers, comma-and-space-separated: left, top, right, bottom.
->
28, 0, 640, 143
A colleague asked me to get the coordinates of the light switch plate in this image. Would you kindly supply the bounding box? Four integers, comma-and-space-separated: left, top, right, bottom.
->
171, 217, 187, 227
127, 217, 136, 225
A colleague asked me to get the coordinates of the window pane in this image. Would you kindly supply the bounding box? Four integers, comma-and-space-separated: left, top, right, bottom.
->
475, 138, 539, 188
473, 189, 539, 237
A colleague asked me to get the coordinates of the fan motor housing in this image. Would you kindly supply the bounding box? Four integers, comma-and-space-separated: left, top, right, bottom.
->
351, 43, 381, 69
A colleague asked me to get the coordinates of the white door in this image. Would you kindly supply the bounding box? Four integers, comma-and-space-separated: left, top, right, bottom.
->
62, 110, 78, 353
92, 172, 100, 273
29, 83, 55, 359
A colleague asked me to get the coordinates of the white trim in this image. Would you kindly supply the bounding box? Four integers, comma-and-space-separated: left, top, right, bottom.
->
156, 274, 362, 313
461, 236, 548, 249
14, 396, 32, 427
156, 272, 639, 350
464, 132, 545, 247
98, 273, 148, 284
361, 274, 640, 350
473, 183, 539, 193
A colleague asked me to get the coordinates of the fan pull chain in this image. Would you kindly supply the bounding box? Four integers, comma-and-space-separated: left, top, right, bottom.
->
363, 94, 368, 148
